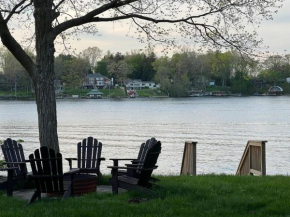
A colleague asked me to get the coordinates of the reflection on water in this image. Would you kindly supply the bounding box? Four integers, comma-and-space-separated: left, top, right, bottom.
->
1, 96, 290, 175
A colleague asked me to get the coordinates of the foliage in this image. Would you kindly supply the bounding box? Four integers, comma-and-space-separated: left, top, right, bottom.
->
108, 60, 132, 86
153, 54, 191, 97
230, 71, 255, 95
55, 54, 90, 88
0, 46, 34, 92
136, 89, 166, 97
80, 47, 102, 71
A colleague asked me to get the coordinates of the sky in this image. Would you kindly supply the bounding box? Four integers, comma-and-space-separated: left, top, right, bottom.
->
55, 1, 290, 57
4, 1, 290, 58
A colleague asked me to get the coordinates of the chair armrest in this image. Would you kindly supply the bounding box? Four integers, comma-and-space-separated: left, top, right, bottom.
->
109, 158, 137, 161
125, 163, 143, 166
0, 167, 18, 171
108, 166, 157, 171
64, 168, 80, 175
108, 166, 140, 170
98, 157, 106, 161
65, 158, 78, 161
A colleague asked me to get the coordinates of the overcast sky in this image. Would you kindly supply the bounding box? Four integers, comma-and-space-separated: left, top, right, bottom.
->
55, 1, 290, 57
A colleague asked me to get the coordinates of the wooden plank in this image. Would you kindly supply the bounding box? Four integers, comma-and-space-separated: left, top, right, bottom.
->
77, 142, 81, 168
40, 147, 53, 192
250, 169, 262, 176
29, 152, 42, 193
86, 137, 93, 168
248, 140, 267, 147
34, 149, 46, 191
236, 142, 250, 175
57, 152, 64, 191
137, 143, 145, 161
96, 140, 102, 169
49, 148, 59, 192
91, 139, 98, 168
180, 142, 197, 175
81, 138, 87, 168
261, 142, 266, 176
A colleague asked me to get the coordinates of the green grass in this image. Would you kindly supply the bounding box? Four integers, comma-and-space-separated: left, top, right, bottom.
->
0, 90, 35, 98
99, 89, 126, 98
1, 175, 290, 217
136, 89, 167, 97
205, 86, 231, 93
63, 88, 90, 97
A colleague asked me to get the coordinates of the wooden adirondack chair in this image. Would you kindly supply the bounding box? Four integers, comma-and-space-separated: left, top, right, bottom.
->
27, 146, 80, 205
111, 138, 160, 182
65, 137, 105, 182
108, 140, 161, 195
1, 138, 28, 190
0, 167, 17, 196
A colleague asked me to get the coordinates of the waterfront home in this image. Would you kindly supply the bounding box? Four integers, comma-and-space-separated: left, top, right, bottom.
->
82, 73, 111, 89
87, 88, 103, 98
54, 80, 64, 95
125, 79, 160, 90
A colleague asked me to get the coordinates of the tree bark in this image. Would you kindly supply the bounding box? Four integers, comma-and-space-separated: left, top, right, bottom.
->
34, 0, 59, 152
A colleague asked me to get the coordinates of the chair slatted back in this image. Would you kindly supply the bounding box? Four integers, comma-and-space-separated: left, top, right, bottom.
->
77, 137, 102, 169
138, 141, 161, 187
1, 138, 26, 176
137, 138, 157, 163
28, 147, 64, 193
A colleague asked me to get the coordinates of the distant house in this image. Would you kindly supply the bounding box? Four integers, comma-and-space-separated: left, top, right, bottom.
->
54, 80, 64, 95
286, 77, 290, 84
125, 79, 160, 90
87, 88, 104, 98
209, 80, 215, 86
82, 73, 111, 89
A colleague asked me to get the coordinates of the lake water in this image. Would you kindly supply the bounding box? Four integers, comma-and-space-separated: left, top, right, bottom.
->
1, 96, 290, 175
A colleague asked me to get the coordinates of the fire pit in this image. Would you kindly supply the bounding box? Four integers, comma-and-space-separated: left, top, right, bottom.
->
47, 174, 97, 197
71, 174, 97, 195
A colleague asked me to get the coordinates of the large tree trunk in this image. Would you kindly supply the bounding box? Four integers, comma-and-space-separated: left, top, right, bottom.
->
34, 0, 59, 152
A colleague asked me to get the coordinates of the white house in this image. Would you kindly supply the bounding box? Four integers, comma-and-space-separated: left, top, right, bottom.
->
286, 77, 290, 84
125, 79, 160, 90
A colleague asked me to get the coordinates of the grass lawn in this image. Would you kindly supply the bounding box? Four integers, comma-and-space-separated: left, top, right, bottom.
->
99, 89, 126, 98
0, 175, 290, 217
136, 89, 167, 97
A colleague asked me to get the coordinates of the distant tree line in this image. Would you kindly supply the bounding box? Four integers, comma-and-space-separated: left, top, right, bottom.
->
1, 46, 290, 96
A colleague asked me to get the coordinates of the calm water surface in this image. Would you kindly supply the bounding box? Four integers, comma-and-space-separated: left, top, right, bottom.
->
1, 96, 290, 175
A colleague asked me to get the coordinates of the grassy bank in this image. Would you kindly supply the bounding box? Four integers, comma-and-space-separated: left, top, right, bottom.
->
136, 89, 167, 97
99, 89, 126, 98
1, 175, 290, 217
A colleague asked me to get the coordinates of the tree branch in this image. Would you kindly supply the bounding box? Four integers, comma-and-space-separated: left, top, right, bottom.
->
52, 0, 138, 38
54, 0, 66, 11
0, 12, 36, 81
5, 0, 32, 23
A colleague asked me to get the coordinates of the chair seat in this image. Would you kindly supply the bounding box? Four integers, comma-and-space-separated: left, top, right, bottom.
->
118, 175, 138, 185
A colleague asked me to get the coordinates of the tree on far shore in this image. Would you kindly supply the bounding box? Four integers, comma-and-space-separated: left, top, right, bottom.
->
0, 0, 282, 152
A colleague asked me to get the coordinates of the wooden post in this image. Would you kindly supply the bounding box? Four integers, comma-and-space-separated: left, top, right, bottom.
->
180, 141, 197, 175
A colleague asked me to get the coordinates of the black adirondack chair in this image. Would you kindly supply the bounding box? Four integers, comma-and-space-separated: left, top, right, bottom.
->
0, 167, 17, 196
111, 138, 160, 182
27, 146, 80, 205
65, 137, 105, 182
1, 138, 28, 190
108, 140, 161, 195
